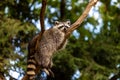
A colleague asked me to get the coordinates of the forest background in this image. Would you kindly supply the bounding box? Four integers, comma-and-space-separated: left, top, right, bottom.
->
0, 0, 120, 80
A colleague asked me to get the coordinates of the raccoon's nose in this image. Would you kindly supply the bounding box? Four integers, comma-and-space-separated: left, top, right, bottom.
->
64, 27, 67, 31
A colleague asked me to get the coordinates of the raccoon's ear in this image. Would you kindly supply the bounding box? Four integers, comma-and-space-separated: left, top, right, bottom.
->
55, 21, 60, 25
66, 21, 71, 25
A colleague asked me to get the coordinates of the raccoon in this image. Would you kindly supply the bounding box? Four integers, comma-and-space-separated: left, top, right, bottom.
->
27, 21, 71, 80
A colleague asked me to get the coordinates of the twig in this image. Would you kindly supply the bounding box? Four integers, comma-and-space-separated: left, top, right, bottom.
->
66, 0, 98, 38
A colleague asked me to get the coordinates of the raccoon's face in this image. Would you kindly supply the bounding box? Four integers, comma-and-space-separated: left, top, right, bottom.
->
53, 21, 71, 33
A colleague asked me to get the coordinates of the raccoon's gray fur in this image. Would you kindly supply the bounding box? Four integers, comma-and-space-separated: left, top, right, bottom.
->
27, 21, 70, 80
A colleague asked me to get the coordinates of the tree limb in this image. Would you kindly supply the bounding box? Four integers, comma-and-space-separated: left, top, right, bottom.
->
65, 0, 99, 38
40, 0, 47, 34
0, 72, 5, 80
60, 0, 65, 20
37, 0, 47, 52
21, 0, 47, 80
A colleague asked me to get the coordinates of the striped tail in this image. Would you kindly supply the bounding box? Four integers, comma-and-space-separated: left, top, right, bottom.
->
27, 56, 36, 80
26, 56, 54, 80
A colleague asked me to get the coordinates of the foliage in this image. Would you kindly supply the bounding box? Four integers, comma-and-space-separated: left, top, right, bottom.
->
0, 12, 37, 79
0, 0, 120, 80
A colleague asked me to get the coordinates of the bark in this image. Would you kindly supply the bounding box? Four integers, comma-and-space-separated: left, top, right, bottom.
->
66, 0, 99, 38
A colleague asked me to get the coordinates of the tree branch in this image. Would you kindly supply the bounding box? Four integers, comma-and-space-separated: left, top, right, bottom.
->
37, 0, 47, 51
66, 0, 99, 38
60, 0, 65, 20
40, 0, 47, 34
21, 1, 47, 80
0, 72, 5, 80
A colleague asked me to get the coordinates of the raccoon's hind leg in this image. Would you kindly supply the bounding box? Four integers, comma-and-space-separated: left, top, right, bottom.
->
41, 58, 54, 78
